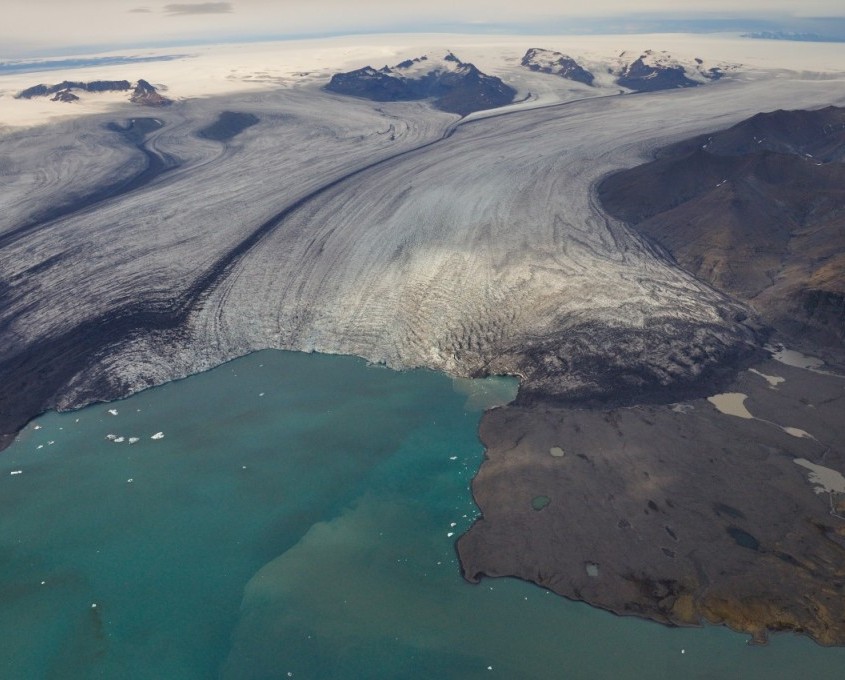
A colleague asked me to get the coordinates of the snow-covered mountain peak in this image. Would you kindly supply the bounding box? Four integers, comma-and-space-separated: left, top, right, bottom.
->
389, 52, 471, 78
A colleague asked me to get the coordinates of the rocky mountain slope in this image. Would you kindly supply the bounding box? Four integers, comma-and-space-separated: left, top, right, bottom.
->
325, 52, 516, 115
520, 48, 594, 85
599, 106, 845, 348
520, 48, 731, 92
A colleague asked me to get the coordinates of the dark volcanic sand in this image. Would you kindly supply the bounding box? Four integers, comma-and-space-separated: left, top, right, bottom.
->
458, 351, 845, 645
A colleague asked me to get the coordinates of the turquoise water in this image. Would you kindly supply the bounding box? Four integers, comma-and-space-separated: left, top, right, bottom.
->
1, 350, 843, 679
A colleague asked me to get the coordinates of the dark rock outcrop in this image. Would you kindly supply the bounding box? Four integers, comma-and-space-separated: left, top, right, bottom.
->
17, 80, 132, 99
325, 52, 517, 116
520, 48, 594, 86
51, 90, 80, 103
16, 78, 170, 106
129, 79, 172, 107
197, 111, 260, 142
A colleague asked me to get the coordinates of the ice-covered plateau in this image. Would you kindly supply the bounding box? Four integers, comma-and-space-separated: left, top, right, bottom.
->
0, 44, 843, 448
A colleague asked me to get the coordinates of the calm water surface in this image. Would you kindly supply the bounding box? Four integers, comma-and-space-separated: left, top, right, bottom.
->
1, 350, 843, 679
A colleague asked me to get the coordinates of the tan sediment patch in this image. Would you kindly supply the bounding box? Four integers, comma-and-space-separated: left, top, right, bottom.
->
794, 458, 845, 495
783, 427, 814, 439
748, 368, 785, 388
707, 393, 753, 419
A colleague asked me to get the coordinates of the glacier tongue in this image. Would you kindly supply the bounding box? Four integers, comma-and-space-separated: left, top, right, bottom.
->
0, 70, 841, 429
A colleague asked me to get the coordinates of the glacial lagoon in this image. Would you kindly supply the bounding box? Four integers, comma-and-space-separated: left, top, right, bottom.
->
1, 350, 844, 679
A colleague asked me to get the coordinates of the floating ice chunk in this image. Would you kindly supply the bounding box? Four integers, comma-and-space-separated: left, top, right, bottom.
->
106, 434, 117, 441
447, 532, 454, 537
47, 441, 55, 446
114, 437, 125, 443
128, 437, 140, 444
259, 392, 265, 397
151, 432, 165, 440
108, 409, 118, 416
127, 478, 134, 483
40, 581, 45, 585
33, 425, 41, 430
91, 603, 97, 608
449, 456, 458, 460
10, 470, 22, 475
450, 522, 457, 527
37, 445, 43, 450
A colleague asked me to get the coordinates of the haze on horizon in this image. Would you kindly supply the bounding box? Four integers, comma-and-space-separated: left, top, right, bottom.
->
4, 0, 845, 56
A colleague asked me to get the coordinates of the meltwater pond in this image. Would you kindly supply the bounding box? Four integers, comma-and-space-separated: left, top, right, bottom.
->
1, 350, 844, 679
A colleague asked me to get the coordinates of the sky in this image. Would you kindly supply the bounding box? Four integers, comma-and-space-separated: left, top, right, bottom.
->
4, 0, 845, 56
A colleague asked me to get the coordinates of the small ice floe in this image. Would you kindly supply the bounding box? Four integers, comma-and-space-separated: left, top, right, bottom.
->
794, 458, 845, 495
447, 532, 454, 537
40, 581, 45, 585
91, 603, 97, 609
449, 456, 457, 461
450, 522, 457, 527
114, 437, 125, 443
707, 393, 753, 419
671, 403, 694, 413
36, 445, 43, 450
107, 409, 118, 416
151, 432, 165, 440
128, 437, 140, 444
259, 392, 265, 397
10, 470, 22, 475
106, 434, 118, 441
47, 441, 55, 446
33, 425, 41, 430
127, 478, 134, 483
748, 368, 785, 388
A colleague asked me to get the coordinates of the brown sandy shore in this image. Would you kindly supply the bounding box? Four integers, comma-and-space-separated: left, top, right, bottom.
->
458, 348, 845, 645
